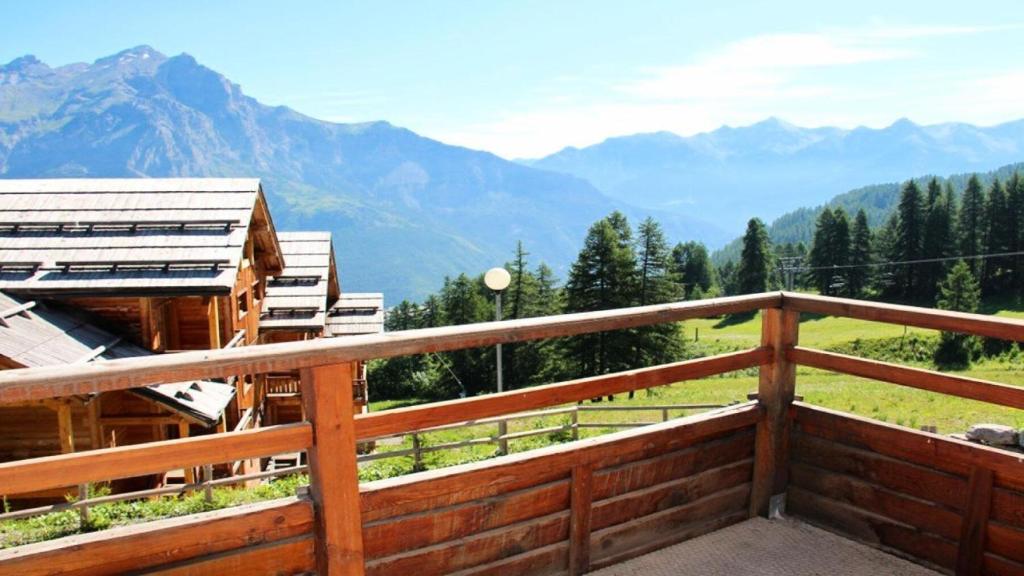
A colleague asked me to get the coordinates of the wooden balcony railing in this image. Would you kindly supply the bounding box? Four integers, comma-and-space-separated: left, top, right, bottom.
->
0, 292, 1021, 576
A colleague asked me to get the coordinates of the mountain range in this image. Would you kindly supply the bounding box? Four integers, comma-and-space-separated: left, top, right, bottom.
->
526, 117, 1024, 231
2, 46, 1023, 301
0, 46, 723, 302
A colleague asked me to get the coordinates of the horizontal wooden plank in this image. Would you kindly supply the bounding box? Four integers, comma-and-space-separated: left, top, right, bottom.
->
790, 430, 967, 511
989, 523, 1024, 564
362, 479, 570, 559
0, 497, 313, 576
789, 461, 961, 540
788, 486, 958, 570
364, 511, 570, 576
589, 483, 750, 569
0, 293, 780, 403
789, 347, 1024, 409
985, 552, 1024, 576
592, 459, 752, 531
992, 487, 1024, 529
0, 423, 311, 495
360, 404, 758, 522
356, 348, 770, 439
792, 403, 1024, 492
592, 428, 754, 500
447, 542, 568, 576
782, 291, 1024, 342
140, 535, 315, 576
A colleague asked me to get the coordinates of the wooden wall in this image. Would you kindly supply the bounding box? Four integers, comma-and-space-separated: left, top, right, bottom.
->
0, 403, 95, 461
358, 405, 757, 575
788, 403, 1024, 576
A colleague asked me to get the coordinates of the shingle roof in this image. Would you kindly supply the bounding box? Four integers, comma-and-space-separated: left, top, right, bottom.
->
0, 178, 283, 296
327, 293, 384, 336
260, 231, 338, 332
0, 291, 233, 426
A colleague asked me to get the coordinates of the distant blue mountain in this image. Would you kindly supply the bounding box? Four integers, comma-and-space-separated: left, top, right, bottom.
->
526, 117, 1024, 232
0, 47, 727, 302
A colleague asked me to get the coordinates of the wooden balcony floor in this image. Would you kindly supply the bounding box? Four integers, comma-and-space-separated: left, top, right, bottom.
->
591, 517, 941, 576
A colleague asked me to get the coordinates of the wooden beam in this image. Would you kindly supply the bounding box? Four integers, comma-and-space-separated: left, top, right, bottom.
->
750, 308, 799, 517
88, 399, 101, 450
0, 293, 781, 404
300, 363, 365, 575
782, 291, 1024, 342
98, 416, 182, 427
956, 466, 994, 576
56, 403, 75, 454
569, 465, 593, 576
207, 296, 222, 349
789, 347, 1024, 409
356, 348, 770, 440
139, 298, 155, 351
0, 497, 312, 576
0, 423, 311, 496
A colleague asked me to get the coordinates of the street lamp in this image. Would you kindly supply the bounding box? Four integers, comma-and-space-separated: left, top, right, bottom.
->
484, 267, 511, 454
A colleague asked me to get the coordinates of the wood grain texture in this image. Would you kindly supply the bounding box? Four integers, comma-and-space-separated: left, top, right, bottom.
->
789, 347, 1024, 409
360, 404, 758, 522
140, 535, 314, 576
301, 363, 365, 576
569, 465, 593, 576
588, 483, 750, 570
362, 480, 570, 559
0, 497, 312, 576
0, 422, 310, 495
793, 403, 1024, 492
789, 486, 958, 570
0, 293, 780, 403
782, 291, 1024, 342
790, 431, 967, 511
957, 467, 994, 576
750, 307, 798, 517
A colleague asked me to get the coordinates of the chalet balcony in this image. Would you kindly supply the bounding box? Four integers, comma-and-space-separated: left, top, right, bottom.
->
0, 292, 1022, 575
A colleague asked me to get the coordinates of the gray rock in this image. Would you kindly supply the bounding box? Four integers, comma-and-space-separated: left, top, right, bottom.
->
966, 424, 1019, 446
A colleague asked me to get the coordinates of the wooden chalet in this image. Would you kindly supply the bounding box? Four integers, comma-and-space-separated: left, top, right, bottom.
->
0, 291, 234, 498
0, 177, 283, 419
327, 292, 384, 412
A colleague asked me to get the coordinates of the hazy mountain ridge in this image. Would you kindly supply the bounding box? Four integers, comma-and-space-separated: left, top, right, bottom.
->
0, 47, 726, 301
528, 117, 1024, 231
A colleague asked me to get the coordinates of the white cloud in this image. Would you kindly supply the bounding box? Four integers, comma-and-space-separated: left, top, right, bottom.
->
428, 24, 1021, 158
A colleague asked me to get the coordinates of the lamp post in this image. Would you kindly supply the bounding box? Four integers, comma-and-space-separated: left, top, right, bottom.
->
484, 267, 511, 455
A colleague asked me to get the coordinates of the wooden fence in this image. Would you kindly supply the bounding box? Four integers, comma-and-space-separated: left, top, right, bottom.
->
0, 292, 1021, 575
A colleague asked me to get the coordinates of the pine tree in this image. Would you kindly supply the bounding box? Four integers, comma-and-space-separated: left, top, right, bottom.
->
894, 180, 924, 300
959, 174, 985, 274
934, 261, 981, 368
633, 218, 685, 374
982, 178, 1010, 294
920, 179, 955, 303
439, 274, 490, 395
671, 241, 716, 299
737, 218, 770, 295
564, 216, 638, 378
807, 208, 837, 294
847, 209, 872, 298
1007, 173, 1024, 296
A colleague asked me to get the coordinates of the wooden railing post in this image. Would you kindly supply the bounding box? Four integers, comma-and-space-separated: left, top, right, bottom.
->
569, 464, 594, 575
301, 362, 366, 576
749, 307, 799, 518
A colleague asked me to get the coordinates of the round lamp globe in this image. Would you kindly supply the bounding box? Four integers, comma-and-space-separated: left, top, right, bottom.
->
484, 267, 511, 292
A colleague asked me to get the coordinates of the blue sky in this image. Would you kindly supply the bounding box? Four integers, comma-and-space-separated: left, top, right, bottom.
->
3, 1, 1023, 158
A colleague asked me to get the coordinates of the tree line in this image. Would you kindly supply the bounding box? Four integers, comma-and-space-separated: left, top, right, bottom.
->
371, 213, 718, 400
727, 172, 1024, 306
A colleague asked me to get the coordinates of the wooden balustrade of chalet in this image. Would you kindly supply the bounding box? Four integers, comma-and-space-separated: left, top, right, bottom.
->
0, 292, 1022, 576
